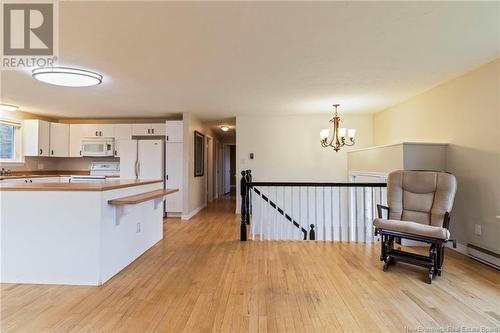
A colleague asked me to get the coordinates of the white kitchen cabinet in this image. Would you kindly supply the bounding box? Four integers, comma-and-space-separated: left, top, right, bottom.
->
132, 123, 165, 136
150, 123, 165, 136
165, 121, 183, 142
49, 123, 69, 157
165, 142, 183, 213
82, 124, 114, 138
30, 177, 61, 183
113, 124, 132, 157
23, 120, 50, 157
69, 124, 84, 157
59, 176, 71, 183
1, 178, 29, 184
131, 124, 150, 136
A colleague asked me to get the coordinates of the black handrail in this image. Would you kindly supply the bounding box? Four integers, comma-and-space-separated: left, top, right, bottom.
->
248, 182, 387, 187
240, 170, 387, 241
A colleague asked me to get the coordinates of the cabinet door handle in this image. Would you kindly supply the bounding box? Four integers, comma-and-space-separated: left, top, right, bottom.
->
25, 179, 28, 183
79, 150, 82, 156
95, 131, 98, 136
51, 150, 54, 155
100, 131, 103, 136
114, 150, 117, 156
152, 128, 154, 134
148, 128, 150, 134
166, 135, 169, 141
39, 149, 42, 155
30, 180, 33, 183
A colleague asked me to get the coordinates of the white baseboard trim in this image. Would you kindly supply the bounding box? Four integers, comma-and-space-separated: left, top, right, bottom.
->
181, 205, 206, 220
166, 212, 182, 218
447, 242, 467, 255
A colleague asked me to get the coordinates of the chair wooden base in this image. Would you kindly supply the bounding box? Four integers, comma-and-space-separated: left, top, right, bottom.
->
375, 229, 451, 284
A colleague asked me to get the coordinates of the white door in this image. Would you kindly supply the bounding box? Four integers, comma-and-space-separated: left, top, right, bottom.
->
132, 124, 151, 136
224, 145, 231, 194
138, 140, 163, 180
69, 124, 84, 157
114, 124, 132, 157
119, 140, 138, 179
49, 123, 69, 157
150, 123, 165, 136
165, 142, 183, 212
165, 121, 183, 142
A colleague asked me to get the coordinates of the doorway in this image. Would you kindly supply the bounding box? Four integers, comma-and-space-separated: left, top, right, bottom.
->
223, 144, 236, 194
206, 136, 214, 203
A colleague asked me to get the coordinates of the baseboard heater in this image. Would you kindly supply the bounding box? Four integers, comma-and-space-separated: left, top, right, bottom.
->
466, 243, 500, 270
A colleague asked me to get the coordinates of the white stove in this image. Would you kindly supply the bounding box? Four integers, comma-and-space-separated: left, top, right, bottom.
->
90, 162, 120, 177
69, 162, 120, 183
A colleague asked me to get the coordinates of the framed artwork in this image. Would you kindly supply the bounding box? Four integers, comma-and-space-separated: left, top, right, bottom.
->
194, 131, 204, 177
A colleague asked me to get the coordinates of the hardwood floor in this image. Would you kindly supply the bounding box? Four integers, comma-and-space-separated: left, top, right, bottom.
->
1, 195, 499, 332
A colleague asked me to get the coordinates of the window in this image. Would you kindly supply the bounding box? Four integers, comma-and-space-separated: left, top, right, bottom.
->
0, 123, 16, 161
0, 119, 22, 164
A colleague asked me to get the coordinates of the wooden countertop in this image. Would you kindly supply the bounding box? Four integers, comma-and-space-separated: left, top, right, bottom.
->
108, 189, 179, 205
0, 179, 163, 191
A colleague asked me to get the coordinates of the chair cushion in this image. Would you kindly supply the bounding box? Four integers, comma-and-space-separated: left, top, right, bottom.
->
373, 218, 450, 240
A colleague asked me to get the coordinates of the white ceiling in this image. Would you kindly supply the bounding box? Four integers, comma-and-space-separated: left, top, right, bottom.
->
1, 1, 498, 120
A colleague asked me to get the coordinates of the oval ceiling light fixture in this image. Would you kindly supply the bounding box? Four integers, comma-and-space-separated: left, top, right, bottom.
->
32, 66, 103, 87
220, 125, 230, 132
0, 104, 19, 112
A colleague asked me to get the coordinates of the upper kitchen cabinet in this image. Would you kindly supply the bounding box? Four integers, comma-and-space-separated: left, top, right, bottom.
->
69, 124, 84, 157
132, 123, 165, 136
113, 124, 132, 157
150, 123, 166, 136
23, 120, 50, 156
82, 124, 115, 137
49, 123, 69, 157
165, 121, 183, 142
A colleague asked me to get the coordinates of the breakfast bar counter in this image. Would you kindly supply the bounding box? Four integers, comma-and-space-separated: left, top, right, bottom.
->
1, 179, 177, 286
0, 179, 162, 191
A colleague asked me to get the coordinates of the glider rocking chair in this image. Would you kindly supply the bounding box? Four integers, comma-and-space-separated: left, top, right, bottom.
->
373, 170, 457, 284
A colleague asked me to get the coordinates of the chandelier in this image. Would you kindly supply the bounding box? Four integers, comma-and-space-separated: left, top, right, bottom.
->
320, 104, 356, 152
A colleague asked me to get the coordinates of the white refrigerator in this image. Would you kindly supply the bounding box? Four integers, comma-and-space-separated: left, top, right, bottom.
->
119, 139, 165, 182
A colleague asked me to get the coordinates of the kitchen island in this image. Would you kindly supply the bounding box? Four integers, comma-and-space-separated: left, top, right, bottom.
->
0, 179, 177, 286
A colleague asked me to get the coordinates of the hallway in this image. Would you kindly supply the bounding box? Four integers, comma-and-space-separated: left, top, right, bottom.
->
1, 196, 499, 332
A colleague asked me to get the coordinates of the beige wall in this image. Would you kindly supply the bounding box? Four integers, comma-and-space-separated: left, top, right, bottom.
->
182, 112, 221, 217
236, 113, 374, 212
373, 59, 500, 252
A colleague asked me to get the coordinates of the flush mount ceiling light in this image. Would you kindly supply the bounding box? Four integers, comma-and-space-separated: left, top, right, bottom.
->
320, 104, 356, 152
220, 125, 230, 132
0, 104, 19, 112
32, 67, 103, 87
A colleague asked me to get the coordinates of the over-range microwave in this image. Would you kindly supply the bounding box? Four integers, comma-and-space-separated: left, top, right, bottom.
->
81, 138, 115, 157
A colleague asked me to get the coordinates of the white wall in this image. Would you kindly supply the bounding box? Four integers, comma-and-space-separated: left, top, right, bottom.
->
236, 113, 373, 212
182, 113, 221, 219
373, 59, 500, 253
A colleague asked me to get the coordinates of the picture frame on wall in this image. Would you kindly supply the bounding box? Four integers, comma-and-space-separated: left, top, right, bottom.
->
194, 131, 204, 177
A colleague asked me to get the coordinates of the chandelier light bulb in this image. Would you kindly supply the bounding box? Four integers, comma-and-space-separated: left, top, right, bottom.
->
339, 128, 347, 137
348, 128, 356, 138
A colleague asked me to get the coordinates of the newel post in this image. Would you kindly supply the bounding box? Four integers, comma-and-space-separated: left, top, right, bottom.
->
240, 170, 248, 241
309, 224, 316, 240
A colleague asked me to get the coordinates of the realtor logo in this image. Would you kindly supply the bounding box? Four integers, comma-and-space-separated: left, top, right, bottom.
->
2, 1, 58, 69
4, 3, 53, 55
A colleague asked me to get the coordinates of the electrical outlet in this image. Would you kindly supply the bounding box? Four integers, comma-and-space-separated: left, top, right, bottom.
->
37, 163, 44, 170
136, 222, 141, 233
474, 224, 482, 236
